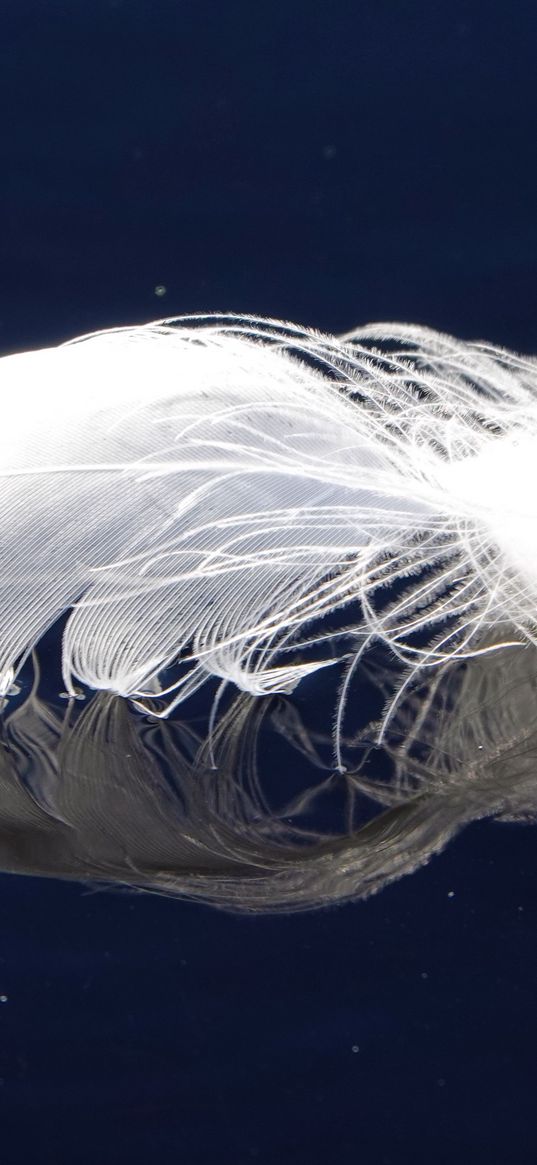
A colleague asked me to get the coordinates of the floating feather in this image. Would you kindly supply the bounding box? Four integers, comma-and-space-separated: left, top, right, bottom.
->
1, 315, 536, 725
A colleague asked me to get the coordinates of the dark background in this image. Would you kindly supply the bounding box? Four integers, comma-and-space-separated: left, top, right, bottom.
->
1, 2, 537, 1162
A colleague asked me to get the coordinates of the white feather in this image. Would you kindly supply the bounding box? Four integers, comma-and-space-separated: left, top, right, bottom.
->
1, 314, 536, 717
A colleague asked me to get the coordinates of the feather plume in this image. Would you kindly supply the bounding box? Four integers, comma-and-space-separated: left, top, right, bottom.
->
1, 315, 536, 722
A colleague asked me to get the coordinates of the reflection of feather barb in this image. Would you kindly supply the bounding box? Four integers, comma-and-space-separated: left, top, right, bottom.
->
1, 315, 536, 715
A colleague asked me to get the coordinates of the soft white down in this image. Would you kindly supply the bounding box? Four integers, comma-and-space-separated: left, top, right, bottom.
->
1, 314, 536, 717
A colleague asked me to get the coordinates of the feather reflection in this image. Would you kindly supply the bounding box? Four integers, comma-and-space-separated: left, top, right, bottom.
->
0, 643, 535, 911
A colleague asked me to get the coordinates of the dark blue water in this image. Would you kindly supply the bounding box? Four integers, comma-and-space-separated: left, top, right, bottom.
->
2, 2, 537, 1162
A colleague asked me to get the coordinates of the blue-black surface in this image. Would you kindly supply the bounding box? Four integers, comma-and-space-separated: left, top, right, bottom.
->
1, 2, 537, 1162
